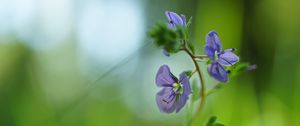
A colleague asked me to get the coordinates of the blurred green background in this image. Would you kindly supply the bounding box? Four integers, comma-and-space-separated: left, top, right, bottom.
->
0, 0, 300, 126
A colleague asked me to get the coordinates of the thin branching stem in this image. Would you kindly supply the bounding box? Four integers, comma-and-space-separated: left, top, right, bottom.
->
189, 69, 197, 77
182, 41, 206, 125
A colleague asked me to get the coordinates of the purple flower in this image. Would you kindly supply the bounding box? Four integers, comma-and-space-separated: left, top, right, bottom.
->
165, 11, 186, 29
205, 31, 239, 82
155, 65, 191, 113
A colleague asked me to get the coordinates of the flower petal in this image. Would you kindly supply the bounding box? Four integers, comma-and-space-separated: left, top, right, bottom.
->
165, 11, 184, 28
156, 65, 176, 87
175, 94, 188, 113
180, 14, 186, 25
218, 51, 239, 66
156, 87, 176, 113
179, 73, 191, 96
205, 31, 222, 59
205, 46, 216, 60
208, 62, 228, 82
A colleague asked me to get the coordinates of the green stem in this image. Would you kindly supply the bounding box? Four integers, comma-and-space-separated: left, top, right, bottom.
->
189, 69, 197, 78
183, 47, 206, 125
206, 84, 223, 97
193, 55, 209, 59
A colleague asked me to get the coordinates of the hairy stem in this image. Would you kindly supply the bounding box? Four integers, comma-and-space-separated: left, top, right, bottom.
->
189, 69, 197, 78
183, 47, 206, 125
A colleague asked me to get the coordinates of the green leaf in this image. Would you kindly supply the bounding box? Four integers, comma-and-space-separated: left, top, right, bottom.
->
187, 42, 195, 54
214, 123, 225, 126
206, 116, 217, 126
191, 79, 200, 102
148, 23, 182, 54
184, 70, 193, 78
176, 25, 189, 41
186, 17, 192, 27
148, 23, 177, 46
206, 58, 212, 64
227, 62, 255, 77
206, 116, 225, 126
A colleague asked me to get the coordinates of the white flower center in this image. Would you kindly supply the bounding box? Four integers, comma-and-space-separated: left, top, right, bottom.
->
172, 83, 184, 94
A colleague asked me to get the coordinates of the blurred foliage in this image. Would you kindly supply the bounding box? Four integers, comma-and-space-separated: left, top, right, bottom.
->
1, 0, 300, 126
148, 23, 181, 54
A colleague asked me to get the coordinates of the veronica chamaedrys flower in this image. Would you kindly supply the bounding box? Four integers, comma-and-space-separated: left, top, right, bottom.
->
165, 11, 186, 29
161, 11, 186, 57
155, 65, 191, 113
205, 30, 239, 82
